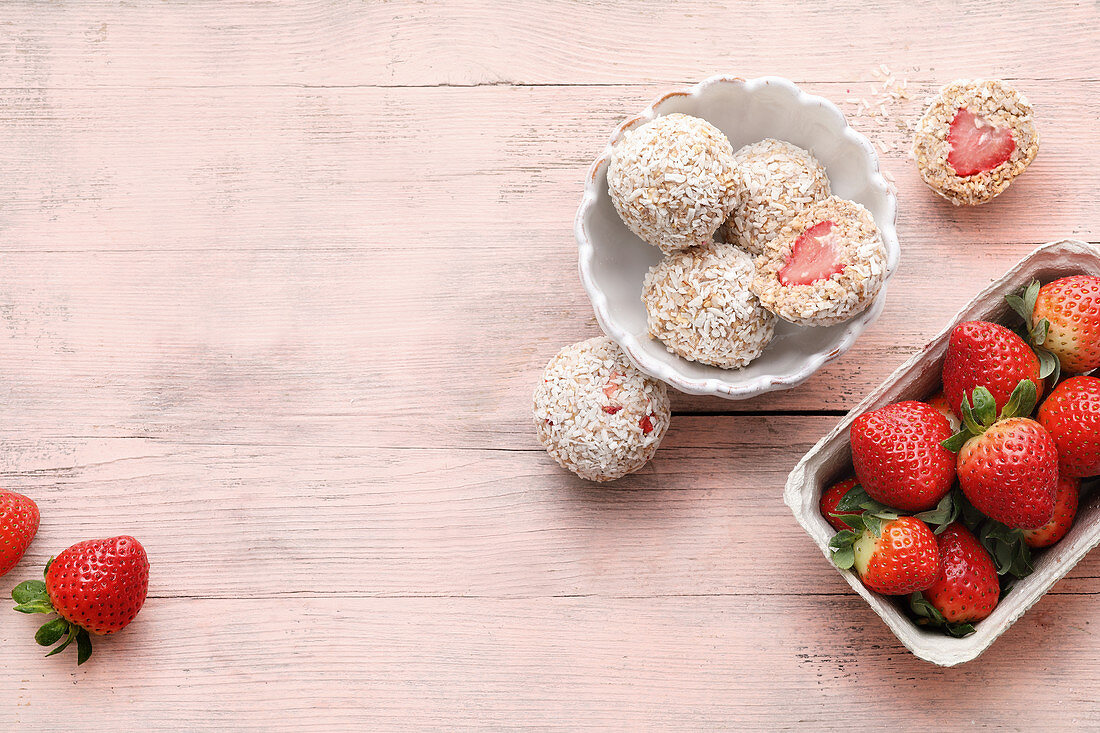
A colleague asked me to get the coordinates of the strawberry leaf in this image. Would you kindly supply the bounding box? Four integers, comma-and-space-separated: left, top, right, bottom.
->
76, 627, 92, 666
13, 600, 55, 615
1005, 293, 1031, 323
828, 512, 863, 530
945, 622, 977, 638
1036, 347, 1060, 384
971, 387, 998, 427
35, 618, 69, 647
831, 545, 855, 570
941, 429, 970, 453
45, 623, 77, 657
978, 520, 1033, 579
959, 393, 984, 436
12, 580, 48, 605
43, 557, 53, 579
914, 491, 959, 534
1000, 379, 1037, 420
835, 484, 896, 515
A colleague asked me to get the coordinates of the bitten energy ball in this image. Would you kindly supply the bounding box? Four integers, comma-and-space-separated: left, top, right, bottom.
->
533, 337, 670, 482
752, 196, 887, 327
607, 113, 738, 254
642, 242, 776, 369
720, 138, 830, 255
912, 79, 1039, 206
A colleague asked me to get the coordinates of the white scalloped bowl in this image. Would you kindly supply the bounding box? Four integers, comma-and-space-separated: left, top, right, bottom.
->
575, 76, 900, 399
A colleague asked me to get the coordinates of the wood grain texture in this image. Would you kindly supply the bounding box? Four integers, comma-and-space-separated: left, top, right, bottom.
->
0, 0, 1097, 729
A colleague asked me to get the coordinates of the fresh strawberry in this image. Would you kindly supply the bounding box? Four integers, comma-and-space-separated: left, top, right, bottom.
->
820, 476, 860, 531
849, 401, 956, 512
830, 515, 940, 595
941, 320, 1044, 417
926, 391, 960, 433
1038, 375, 1100, 477
946, 380, 1058, 529
779, 220, 844, 286
1022, 474, 1079, 548
12, 536, 149, 665
0, 489, 39, 577
910, 523, 998, 636
1008, 277, 1100, 375
946, 108, 1015, 176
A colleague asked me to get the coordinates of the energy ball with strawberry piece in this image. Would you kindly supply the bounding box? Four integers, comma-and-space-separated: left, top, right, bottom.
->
912, 79, 1039, 206
719, 138, 831, 255
533, 337, 670, 482
642, 242, 776, 369
751, 196, 888, 327
607, 113, 738, 254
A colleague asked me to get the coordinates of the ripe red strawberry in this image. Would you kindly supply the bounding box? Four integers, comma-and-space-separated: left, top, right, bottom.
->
1022, 474, 1079, 548
779, 220, 843, 286
1009, 276, 1100, 375
1038, 376, 1100, 477
922, 523, 999, 623
12, 536, 149, 665
819, 476, 860, 531
850, 401, 956, 512
942, 320, 1044, 417
948, 381, 1058, 529
946, 108, 1015, 176
0, 489, 39, 577
926, 391, 960, 433
830, 515, 940, 595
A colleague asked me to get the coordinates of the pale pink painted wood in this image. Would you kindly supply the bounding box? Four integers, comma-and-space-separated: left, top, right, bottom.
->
0, 1, 1096, 729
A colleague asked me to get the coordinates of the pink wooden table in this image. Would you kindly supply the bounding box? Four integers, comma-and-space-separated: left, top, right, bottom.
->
1, 1, 1098, 729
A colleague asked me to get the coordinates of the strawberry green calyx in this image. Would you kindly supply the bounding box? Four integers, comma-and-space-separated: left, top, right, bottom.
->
909, 591, 976, 638
1006, 280, 1061, 385
832, 483, 959, 536
941, 379, 1038, 453
11, 560, 93, 665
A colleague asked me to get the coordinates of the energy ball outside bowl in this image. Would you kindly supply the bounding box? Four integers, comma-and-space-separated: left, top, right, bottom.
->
719, 138, 831, 255
912, 79, 1039, 206
751, 196, 887, 327
607, 113, 738, 254
642, 242, 776, 369
533, 337, 670, 482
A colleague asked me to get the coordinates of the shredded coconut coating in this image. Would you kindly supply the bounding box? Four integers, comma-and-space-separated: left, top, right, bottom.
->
533, 337, 670, 482
607, 113, 738, 254
719, 139, 830, 255
642, 242, 776, 369
912, 79, 1039, 206
752, 196, 887, 327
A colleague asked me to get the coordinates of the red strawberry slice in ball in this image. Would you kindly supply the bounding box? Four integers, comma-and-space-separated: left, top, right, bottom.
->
947, 108, 1015, 176
778, 221, 844, 286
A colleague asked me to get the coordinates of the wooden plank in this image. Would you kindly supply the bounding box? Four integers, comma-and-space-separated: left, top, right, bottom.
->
6, 422, 1100, 601
0, 84, 1096, 433
0, 1, 1096, 88
3, 593, 1099, 729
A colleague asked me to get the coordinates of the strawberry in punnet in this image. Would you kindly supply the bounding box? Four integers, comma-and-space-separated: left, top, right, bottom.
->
941, 320, 1045, 418
1022, 475, 1079, 549
945, 379, 1058, 530
1008, 277, 1100, 376
910, 522, 999, 636
819, 477, 861, 531
1037, 376, 1100, 478
829, 515, 940, 595
926, 391, 960, 433
11, 536, 149, 665
946, 108, 1016, 177
0, 489, 39, 577
849, 400, 956, 512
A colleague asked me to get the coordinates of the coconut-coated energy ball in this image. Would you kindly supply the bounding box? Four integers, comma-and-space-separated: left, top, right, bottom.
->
607, 113, 738, 254
533, 337, 670, 482
642, 242, 776, 369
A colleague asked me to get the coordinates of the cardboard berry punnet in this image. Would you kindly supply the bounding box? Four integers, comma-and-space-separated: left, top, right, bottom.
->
785, 240, 1100, 666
